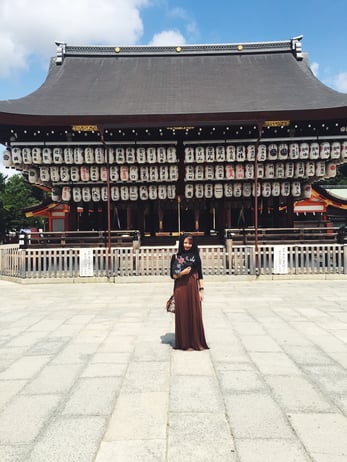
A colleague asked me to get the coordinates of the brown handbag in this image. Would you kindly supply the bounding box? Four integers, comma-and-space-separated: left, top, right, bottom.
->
166, 295, 175, 313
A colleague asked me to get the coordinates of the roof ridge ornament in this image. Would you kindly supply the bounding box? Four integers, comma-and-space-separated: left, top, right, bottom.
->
291, 35, 303, 60
55, 41, 66, 65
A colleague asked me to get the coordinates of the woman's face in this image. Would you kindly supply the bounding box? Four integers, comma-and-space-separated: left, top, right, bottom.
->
183, 237, 193, 251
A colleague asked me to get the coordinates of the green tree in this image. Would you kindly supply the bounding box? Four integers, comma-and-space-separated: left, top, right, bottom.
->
0, 174, 46, 236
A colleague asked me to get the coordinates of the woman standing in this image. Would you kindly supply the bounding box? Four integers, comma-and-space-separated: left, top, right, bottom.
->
170, 233, 209, 351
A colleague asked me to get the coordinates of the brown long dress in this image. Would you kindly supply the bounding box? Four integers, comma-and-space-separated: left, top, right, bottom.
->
174, 271, 209, 350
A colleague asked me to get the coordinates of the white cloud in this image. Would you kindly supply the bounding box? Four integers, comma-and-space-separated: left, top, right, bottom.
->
149, 30, 186, 46
332, 72, 347, 93
0, 0, 150, 77
310, 62, 319, 77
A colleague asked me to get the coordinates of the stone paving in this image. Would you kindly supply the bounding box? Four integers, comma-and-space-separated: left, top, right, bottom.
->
0, 277, 347, 461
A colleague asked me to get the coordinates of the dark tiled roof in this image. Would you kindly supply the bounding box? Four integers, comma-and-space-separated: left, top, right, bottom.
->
1, 38, 347, 125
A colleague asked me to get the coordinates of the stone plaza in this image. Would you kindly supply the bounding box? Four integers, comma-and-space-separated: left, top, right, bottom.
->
0, 276, 347, 461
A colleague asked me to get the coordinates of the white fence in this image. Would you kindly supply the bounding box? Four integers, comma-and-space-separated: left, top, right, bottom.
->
1, 243, 346, 280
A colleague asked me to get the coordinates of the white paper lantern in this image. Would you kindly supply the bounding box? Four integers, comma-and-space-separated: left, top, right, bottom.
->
136, 147, 146, 163
139, 185, 148, 200
129, 165, 139, 182
302, 184, 311, 198
74, 147, 84, 164
243, 183, 252, 197
225, 164, 235, 179
111, 186, 120, 201
268, 144, 278, 160
205, 146, 215, 162
233, 183, 242, 197
11, 147, 22, 164
148, 185, 157, 200
115, 147, 125, 164
50, 166, 60, 182
101, 186, 108, 202
326, 162, 337, 178
147, 147, 156, 163
73, 187, 82, 202
289, 143, 299, 159
120, 166, 129, 182
140, 166, 149, 182
195, 146, 205, 163
216, 145, 226, 162
184, 146, 195, 163
64, 147, 74, 164
53, 147, 63, 164
252, 183, 261, 197
100, 166, 108, 182
129, 185, 138, 201
299, 142, 309, 159
215, 164, 224, 180
106, 147, 114, 164
236, 145, 246, 162
195, 165, 204, 180
149, 166, 158, 182
320, 142, 330, 159
305, 161, 315, 177
278, 144, 288, 160
205, 165, 214, 180
214, 183, 224, 198
60, 166, 70, 182
281, 182, 291, 197
265, 163, 275, 178
272, 182, 280, 196
224, 183, 233, 197
341, 141, 347, 160
70, 166, 80, 182
169, 165, 179, 181
291, 181, 301, 197
262, 182, 272, 197
204, 183, 213, 198
275, 162, 285, 178
90, 166, 100, 182
331, 142, 341, 160
22, 147, 32, 164
185, 165, 195, 181
257, 163, 264, 178
295, 162, 305, 178
157, 147, 166, 163
246, 144, 256, 161
39, 166, 50, 182
195, 184, 204, 198
167, 184, 176, 199
95, 147, 105, 164
80, 166, 90, 182
84, 147, 94, 164
28, 169, 39, 183
159, 165, 169, 182
42, 147, 52, 164
315, 162, 326, 176
62, 186, 71, 202
32, 147, 42, 164
235, 164, 244, 179
126, 147, 135, 164
185, 183, 194, 199
257, 144, 267, 161
158, 185, 166, 200
92, 187, 101, 202
309, 142, 320, 160
167, 146, 177, 163
3, 149, 13, 167
245, 163, 254, 179
285, 162, 295, 177
51, 187, 61, 202
226, 145, 235, 162
82, 187, 91, 202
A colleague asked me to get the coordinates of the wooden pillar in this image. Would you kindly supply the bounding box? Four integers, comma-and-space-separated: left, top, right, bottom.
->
194, 208, 199, 231
126, 207, 132, 229
158, 204, 164, 232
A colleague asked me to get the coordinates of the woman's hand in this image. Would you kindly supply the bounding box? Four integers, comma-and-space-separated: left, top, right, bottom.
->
180, 266, 192, 277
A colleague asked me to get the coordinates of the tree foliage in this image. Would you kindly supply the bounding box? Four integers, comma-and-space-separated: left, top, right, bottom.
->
0, 173, 46, 238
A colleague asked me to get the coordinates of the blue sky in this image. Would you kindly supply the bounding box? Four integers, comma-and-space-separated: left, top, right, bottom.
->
0, 0, 347, 102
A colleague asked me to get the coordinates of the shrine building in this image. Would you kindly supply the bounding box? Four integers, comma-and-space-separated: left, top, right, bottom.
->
1, 36, 347, 240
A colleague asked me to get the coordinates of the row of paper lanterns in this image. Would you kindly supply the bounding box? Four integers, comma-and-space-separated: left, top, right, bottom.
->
27, 160, 336, 184
3, 140, 347, 167
55, 181, 308, 203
